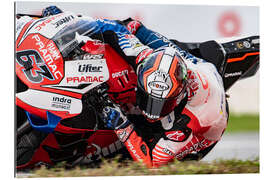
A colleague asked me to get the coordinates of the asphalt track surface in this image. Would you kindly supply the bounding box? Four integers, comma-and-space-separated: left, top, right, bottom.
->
202, 132, 259, 162
16, 132, 259, 177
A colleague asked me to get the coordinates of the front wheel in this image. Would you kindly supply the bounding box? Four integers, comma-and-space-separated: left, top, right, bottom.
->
16, 119, 47, 169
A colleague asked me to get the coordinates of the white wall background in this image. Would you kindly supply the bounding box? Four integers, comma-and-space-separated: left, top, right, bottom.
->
15, 1, 259, 113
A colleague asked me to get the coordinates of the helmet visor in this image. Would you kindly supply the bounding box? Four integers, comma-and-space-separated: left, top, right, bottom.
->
136, 84, 182, 120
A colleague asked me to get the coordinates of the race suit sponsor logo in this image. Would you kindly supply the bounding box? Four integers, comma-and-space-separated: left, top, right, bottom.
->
97, 19, 116, 25
78, 64, 103, 72
126, 139, 142, 160
51, 96, 72, 110
224, 71, 242, 78
115, 124, 134, 142
53, 15, 75, 28
112, 70, 128, 78
163, 148, 174, 156
187, 70, 199, 99
66, 76, 104, 83
32, 34, 63, 79
175, 139, 209, 159
165, 131, 186, 142
148, 81, 169, 91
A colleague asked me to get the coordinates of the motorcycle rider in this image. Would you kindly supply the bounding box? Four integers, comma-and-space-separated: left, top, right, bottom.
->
101, 20, 228, 167
19, 6, 228, 168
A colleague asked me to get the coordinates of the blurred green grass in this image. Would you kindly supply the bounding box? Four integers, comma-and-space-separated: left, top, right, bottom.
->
27, 158, 259, 177
226, 113, 259, 132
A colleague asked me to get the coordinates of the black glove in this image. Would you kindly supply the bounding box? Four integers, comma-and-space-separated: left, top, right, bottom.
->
102, 106, 130, 130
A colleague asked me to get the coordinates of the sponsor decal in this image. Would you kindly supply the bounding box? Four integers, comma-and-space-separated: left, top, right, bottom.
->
34, 14, 62, 31
115, 124, 134, 142
154, 70, 169, 80
165, 131, 186, 142
148, 81, 169, 91
53, 15, 75, 28
187, 71, 199, 99
236, 41, 251, 49
66, 76, 104, 83
82, 140, 124, 163
143, 111, 160, 119
47, 42, 61, 60
224, 71, 242, 78
45, 59, 109, 94
123, 34, 143, 49
85, 143, 102, 162
176, 139, 209, 159
251, 38, 259, 44
51, 96, 72, 110
163, 148, 174, 156
243, 41, 251, 48
97, 19, 116, 25
126, 139, 142, 160
78, 64, 103, 72
112, 70, 128, 78
16, 50, 54, 83
82, 54, 104, 60
32, 34, 63, 79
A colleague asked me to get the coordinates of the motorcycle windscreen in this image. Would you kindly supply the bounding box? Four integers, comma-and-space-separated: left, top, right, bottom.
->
52, 16, 105, 59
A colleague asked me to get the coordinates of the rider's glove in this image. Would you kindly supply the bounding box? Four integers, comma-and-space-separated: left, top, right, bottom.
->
102, 106, 134, 143
102, 106, 130, 130
122, 18, 142, 35
42, 6, 63, 17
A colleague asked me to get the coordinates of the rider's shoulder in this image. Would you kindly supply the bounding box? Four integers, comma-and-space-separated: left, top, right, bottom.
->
186, 62, 223, 107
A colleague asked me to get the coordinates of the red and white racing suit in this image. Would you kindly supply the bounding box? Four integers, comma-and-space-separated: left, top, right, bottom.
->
96, 18, 229, 168
115, 59, 228, 167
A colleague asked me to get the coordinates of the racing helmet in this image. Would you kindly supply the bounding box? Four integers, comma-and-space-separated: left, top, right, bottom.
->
136, 47, 188, 122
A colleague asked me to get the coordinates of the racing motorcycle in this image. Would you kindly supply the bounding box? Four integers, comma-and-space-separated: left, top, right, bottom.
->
16, 12, 259, 170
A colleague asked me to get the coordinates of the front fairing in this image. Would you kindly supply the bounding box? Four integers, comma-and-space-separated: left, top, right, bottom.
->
15, 12, 109, 128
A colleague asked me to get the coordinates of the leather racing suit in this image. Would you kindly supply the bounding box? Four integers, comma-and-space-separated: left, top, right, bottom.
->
110, 20, 229, 167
